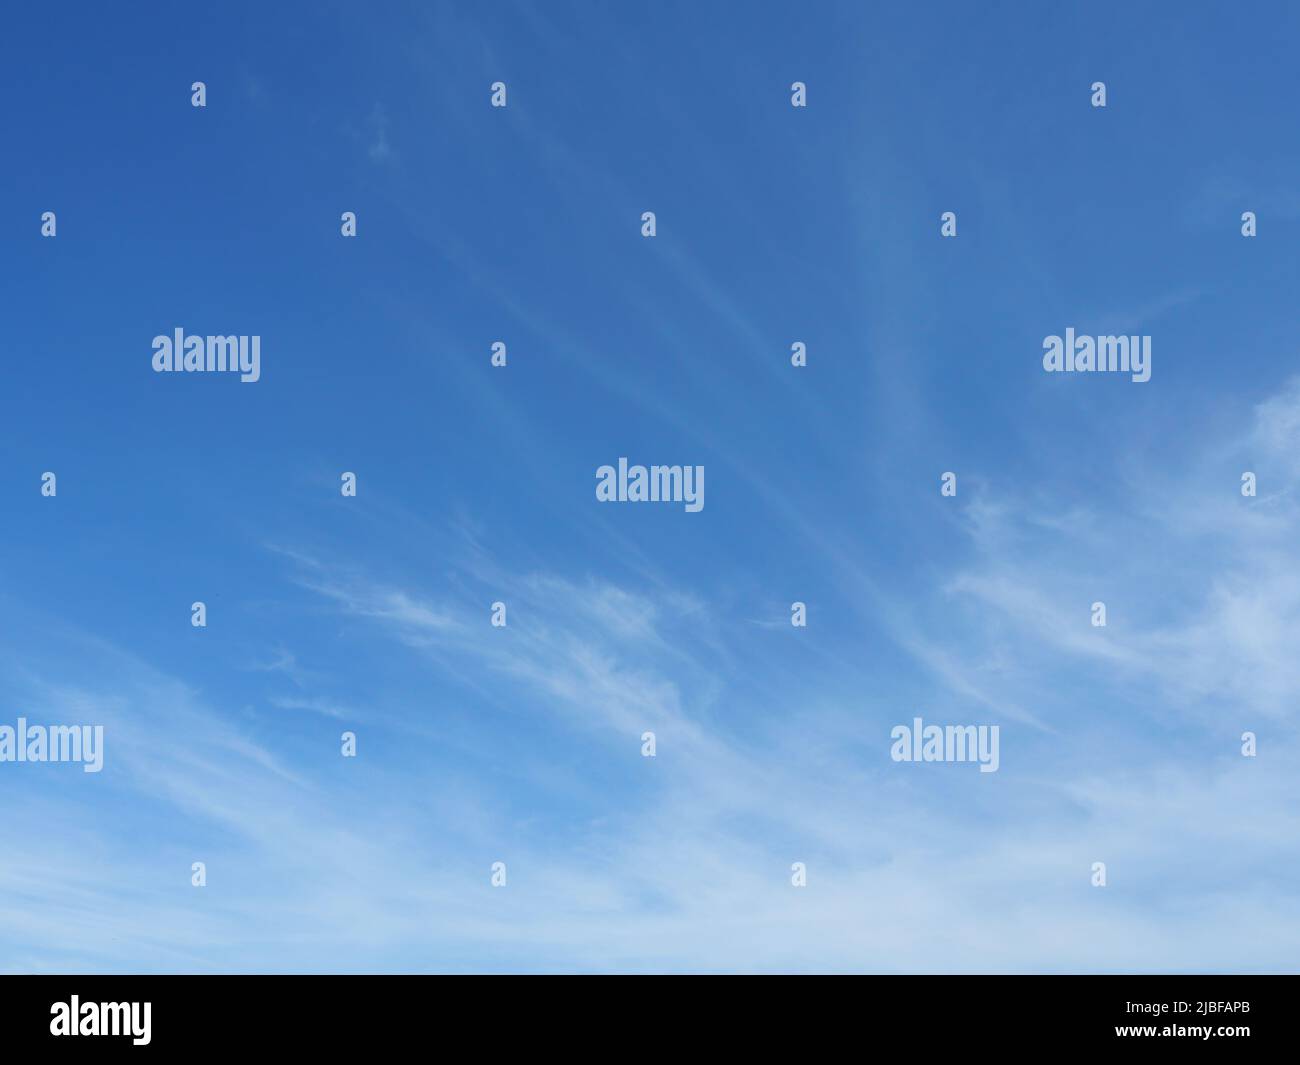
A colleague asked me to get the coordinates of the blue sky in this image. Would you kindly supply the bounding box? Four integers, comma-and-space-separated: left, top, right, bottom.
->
2, 1, 1299, 972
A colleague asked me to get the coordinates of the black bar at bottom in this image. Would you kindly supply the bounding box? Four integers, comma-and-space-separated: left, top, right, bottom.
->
0, 975, 1288, 1053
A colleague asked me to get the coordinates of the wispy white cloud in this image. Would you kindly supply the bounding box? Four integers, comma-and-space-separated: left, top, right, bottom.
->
5, 382, 1300, 972
268, 695, 353, 720
943, 376, 1300, 724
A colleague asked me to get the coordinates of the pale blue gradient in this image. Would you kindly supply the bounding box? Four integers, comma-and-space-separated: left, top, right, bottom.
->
1, 1, 1298, 973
